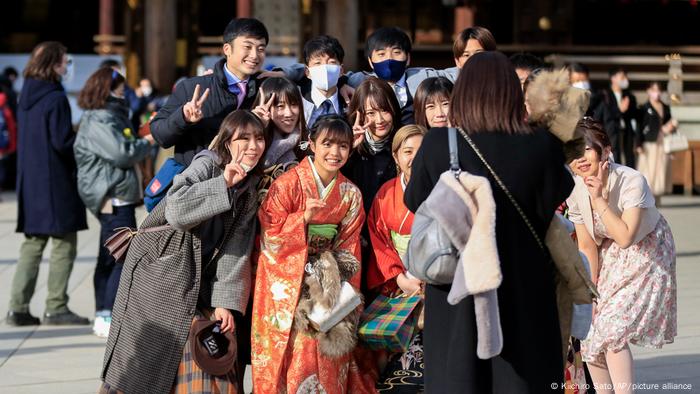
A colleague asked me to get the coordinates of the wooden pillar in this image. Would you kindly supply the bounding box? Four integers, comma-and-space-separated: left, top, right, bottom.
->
325, 0, 359, 71
145, 0, 176, 93
99, 0, 114, 35
238, 0, 252, 18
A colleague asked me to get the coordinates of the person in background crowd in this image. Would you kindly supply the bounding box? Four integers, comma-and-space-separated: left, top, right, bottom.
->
131, 77, 159, 130
636, 81, 677, 204
101, 110, 266, 394
251, 115, 374, 393
567, 118, 676, 394
99, 58, 141, 117
150, 17, 269, 166
593, 67, 638, 168
0, 88, 17, 199
7, 41, 89, 326
405, 51, 573, 392
73, 67, 155, 338
367, 124, 426, 392
1, 66, 19, 115
300, 35, 348, 130
509, 52, 544, 90
569, 62, 600, 118
413, 76, 453, 129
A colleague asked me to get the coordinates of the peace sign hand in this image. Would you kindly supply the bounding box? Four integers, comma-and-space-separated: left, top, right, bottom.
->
252, 88, 276, 127
352, 114, 373, 149
182, 84, 210, 123
303, 186, 326, 224
584, 160, 609, 200
223, 145, 248, 188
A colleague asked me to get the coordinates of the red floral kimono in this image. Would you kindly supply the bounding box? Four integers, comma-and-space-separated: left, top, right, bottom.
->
251, 158, 376, 394
366, 177, 414, 292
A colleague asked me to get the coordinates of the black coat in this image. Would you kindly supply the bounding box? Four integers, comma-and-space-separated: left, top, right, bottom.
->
592, 87, 638, 138
405, 127, 573, 393
638, 101, 671, 145
15, 78, 87, 235
150, 58, 261, 166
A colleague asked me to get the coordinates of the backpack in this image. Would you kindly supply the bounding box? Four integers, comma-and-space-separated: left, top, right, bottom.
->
143, 157, 186, 212
404, 128, 461, 284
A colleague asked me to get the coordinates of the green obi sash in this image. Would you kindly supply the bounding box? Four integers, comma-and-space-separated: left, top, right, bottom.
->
308, 224, 338, 240
390, 230, 411, 258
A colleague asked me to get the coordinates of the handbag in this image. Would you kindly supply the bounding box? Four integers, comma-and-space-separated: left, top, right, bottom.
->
104, 225, 170, 263
144, 157, 186, 212
359, 291, 422, 353
663, 131, 689, 154
404, 127, 461, 284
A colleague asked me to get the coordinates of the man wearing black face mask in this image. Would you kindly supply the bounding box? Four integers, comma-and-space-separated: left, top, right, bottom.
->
347, 27, 416, 125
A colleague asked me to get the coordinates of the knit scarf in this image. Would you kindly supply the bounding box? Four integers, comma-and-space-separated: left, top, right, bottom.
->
364, 129, 390, 154
264, 129, 301, 168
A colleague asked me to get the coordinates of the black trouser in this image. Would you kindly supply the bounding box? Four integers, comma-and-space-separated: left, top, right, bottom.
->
610, 127, 636, 169
95, 205, 136, 312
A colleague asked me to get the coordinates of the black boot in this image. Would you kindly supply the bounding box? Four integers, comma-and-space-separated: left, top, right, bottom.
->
6, 311, 41, 326
43, 310, 90, 325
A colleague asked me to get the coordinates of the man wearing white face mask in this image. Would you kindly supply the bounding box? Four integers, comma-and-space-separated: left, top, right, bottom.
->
593, 67, 638, 168
300, 35, 347, 130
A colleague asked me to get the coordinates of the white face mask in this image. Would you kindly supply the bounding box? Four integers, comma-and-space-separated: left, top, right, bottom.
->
572, 81, 591, 91
308, 64, 341, 91
62, 58, 74, 84
618, 78, 629, 90
141, 86, 153, 97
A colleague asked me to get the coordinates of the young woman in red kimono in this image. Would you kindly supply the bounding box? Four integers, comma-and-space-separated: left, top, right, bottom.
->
366, 124, 426, 392
251, 115, 376, 394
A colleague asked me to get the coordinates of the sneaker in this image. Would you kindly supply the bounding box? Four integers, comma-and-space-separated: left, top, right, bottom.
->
6, 311, 41, 326
43, 310, 90, 326
93, 314, 111, 338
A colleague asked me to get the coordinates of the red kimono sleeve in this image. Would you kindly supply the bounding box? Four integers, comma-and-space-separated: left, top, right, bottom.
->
367, 195, 405, 290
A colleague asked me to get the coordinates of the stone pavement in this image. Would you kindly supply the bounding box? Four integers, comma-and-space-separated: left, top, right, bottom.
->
0, 191, 698, 393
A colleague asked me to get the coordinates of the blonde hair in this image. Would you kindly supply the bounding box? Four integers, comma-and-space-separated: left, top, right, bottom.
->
392, 124, 427, 154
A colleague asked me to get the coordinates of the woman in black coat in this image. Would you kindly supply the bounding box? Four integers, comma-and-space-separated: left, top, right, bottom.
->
6, 42, 89, 327
405, 52, 574, 393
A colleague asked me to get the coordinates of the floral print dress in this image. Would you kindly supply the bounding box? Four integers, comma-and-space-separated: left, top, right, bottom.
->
582, 212, 677, 364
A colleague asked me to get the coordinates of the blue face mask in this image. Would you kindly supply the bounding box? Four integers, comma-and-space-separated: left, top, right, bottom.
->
371, 59, 407, 82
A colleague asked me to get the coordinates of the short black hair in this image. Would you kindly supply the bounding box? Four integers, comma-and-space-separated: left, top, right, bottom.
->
223, 18, 269, 45
303, 35, 345, 64
100, 58, 121, 69
568, 62, 589, 75
509, 53, 543, 72
3, 67, 18, 78
608, 66, 626, 78
365, 27, 412, 59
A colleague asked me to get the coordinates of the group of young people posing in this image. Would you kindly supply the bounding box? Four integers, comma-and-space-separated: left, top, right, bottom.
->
98, 17, 676, 394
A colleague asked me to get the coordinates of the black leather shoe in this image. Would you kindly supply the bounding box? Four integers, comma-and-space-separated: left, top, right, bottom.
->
43, 310, 90, 325
6, 311, 41, 326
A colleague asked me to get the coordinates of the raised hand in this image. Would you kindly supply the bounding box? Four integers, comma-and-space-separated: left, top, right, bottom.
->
352, 114, 373, 148
585, 160, 609, 200
223, 145, 248, 187
252, 88, 275, 127
303, 185, 326, 224
182, 84, 210, 123
340, 84, 355, 105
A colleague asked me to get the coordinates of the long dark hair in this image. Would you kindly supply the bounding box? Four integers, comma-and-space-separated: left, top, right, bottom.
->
78, 68, 126, 110
449, 51, 529, 134
347, 77, 401, 155
23, 41, 67, 83
209, 110, 269, 174
413, 77, 453, 129
255, 77, 308, 160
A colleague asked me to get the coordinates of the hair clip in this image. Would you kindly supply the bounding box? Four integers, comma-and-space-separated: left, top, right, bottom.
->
299, 140, 310, 151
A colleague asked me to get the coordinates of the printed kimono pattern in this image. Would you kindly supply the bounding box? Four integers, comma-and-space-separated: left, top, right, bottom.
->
251, 158, 376, 394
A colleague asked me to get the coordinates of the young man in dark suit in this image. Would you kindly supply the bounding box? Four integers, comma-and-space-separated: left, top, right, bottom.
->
150, 18, 268, 166
593, 67, 639, 168
299, 35, 348, 130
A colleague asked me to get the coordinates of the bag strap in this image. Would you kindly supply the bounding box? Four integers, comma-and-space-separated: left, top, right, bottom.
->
448, 127, 461, 178
455, 127, 545, 251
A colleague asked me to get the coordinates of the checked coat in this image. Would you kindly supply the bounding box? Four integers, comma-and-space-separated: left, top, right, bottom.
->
101, 151, 258, 394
